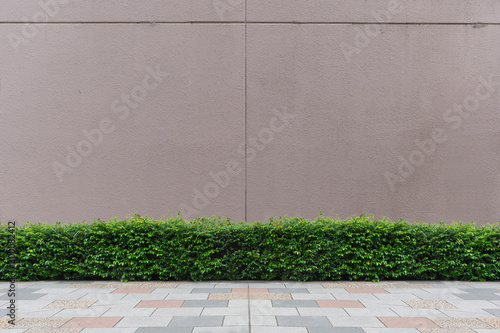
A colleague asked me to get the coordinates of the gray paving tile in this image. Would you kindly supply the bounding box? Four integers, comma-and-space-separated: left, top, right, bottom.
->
455, 289, 500, 300
362, 329, 420, 333
0, 290, 46, 300
169, 316, 224, 327
272, 300, 318, 308
327, 316, 385, 328
308, 328, 364, 333
136, 328, 192, 333
115, 316, 173, 327
192, 288, 232, 293
269, 288, 309, 294
182, 300, 229, 307
485, 308, 500, 317
252, 328, 307, 333
277, 316, 331, 327
81, 329, 138, 333
193, 328, 249, 333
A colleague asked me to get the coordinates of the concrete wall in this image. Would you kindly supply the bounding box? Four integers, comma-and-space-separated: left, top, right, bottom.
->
1, 0, 499, 225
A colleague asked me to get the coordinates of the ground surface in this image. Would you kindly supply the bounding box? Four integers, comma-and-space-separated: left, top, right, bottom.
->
1, 280, 500, 332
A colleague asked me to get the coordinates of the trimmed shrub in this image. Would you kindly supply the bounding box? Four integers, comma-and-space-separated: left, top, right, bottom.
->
1, 214, 498, 281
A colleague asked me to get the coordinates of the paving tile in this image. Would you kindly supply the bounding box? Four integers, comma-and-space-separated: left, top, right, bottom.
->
135, 328, 192, 333
475, 329, 500, 333
80, 294, 125, 301
317, 300, 364, 308
193, 328, 249, 333
0, 329, 27, 333
167, 293, 209, 300
115, 316, 173, 328
111, 288, 154, 294
345, 308, 398, 317
403, 300, 456, 309
168, 316, 224, 327
135, 300, 183, 308
31, 288, 79, 294
439, 309, 497, 318
182, 300, 228, 307
251, 316, 277, 326
389, 307, 449, 318
269, 288, 309, 294
430, 318, 491, 328
297, 308, 349, 317
251, 328, 306, 333
36, 291, 89, 301
308, 328, 364, 333
202, 307, 248, 316
327, 317, 385, 328
291, 293, 335, 300
455, 289, 500, 301
193, 288, 232, 294
82, 329, 137, 333
362, 329, 420, 333
209, 293, 247, 300
479, 318, 500, 328
247, 283, 287, 288
44, 300, 97, 309
378, 317, 439, 328
215, 283, 252, 288
223, 315, 249, 326
24, 329, 82, 333
121, 294, 169, 301
418, 329, 475, 333
17, 318, 72, 328
276, 316, 331, 327
251, 307, 299, 316
250, 293, 292, 300
151, 288, 177, 294
272, 300, 318, 308
233, 288, 268, 293
228, 300, 249, 308
360, 300, 409, 308
484, 308, 500, 317
447, 300, 500, 310
102, 307, 155, 317
69, 288, 116, 294
61, 317, 122, 328
17, 309, 63, 318
53, 308, 109, 317
346, 288, 389, 294
375, 293, 420, 300
168, 288, 194, 294
250, 300, 273, 307
151, 307, 203, 316
331, 294, 380, 301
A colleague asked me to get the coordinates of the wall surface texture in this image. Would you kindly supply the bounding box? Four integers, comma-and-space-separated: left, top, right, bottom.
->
1, 0, 499, 225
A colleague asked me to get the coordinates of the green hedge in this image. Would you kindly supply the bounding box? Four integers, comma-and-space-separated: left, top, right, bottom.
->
1, 215, 499, 281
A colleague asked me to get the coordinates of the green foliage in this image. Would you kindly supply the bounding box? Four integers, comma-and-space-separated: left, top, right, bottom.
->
1, 215, 499, 281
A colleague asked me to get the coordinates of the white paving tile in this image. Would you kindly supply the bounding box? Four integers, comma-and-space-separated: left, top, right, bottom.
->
202, 307, 248, 316
389, 306, 449, 317
291, 293, 335, 300
223, 315, 249, 326
251, 315, 277, 326
114, 316, 173, 327
151, 307, 203, 316
296, 307, 349, 316
328, 316, 385, 328
166, 293, 208, 300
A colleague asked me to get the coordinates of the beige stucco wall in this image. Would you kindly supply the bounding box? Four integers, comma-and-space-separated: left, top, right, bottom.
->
1, 1, 499, 225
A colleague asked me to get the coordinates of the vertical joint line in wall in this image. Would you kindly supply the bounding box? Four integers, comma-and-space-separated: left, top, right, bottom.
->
244, 0, 248, 223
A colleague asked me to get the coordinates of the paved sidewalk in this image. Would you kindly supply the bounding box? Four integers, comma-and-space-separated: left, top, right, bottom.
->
1, 280, 500, 332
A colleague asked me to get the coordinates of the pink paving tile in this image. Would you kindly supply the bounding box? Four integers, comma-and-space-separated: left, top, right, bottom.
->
61, 317, 122, 328
135, 300, 184, 308
378, 317, 440, 328
111, 288, 154, 294
316, 300, 365, 308
232, 288, 269, 293
345, 288, 389, 294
